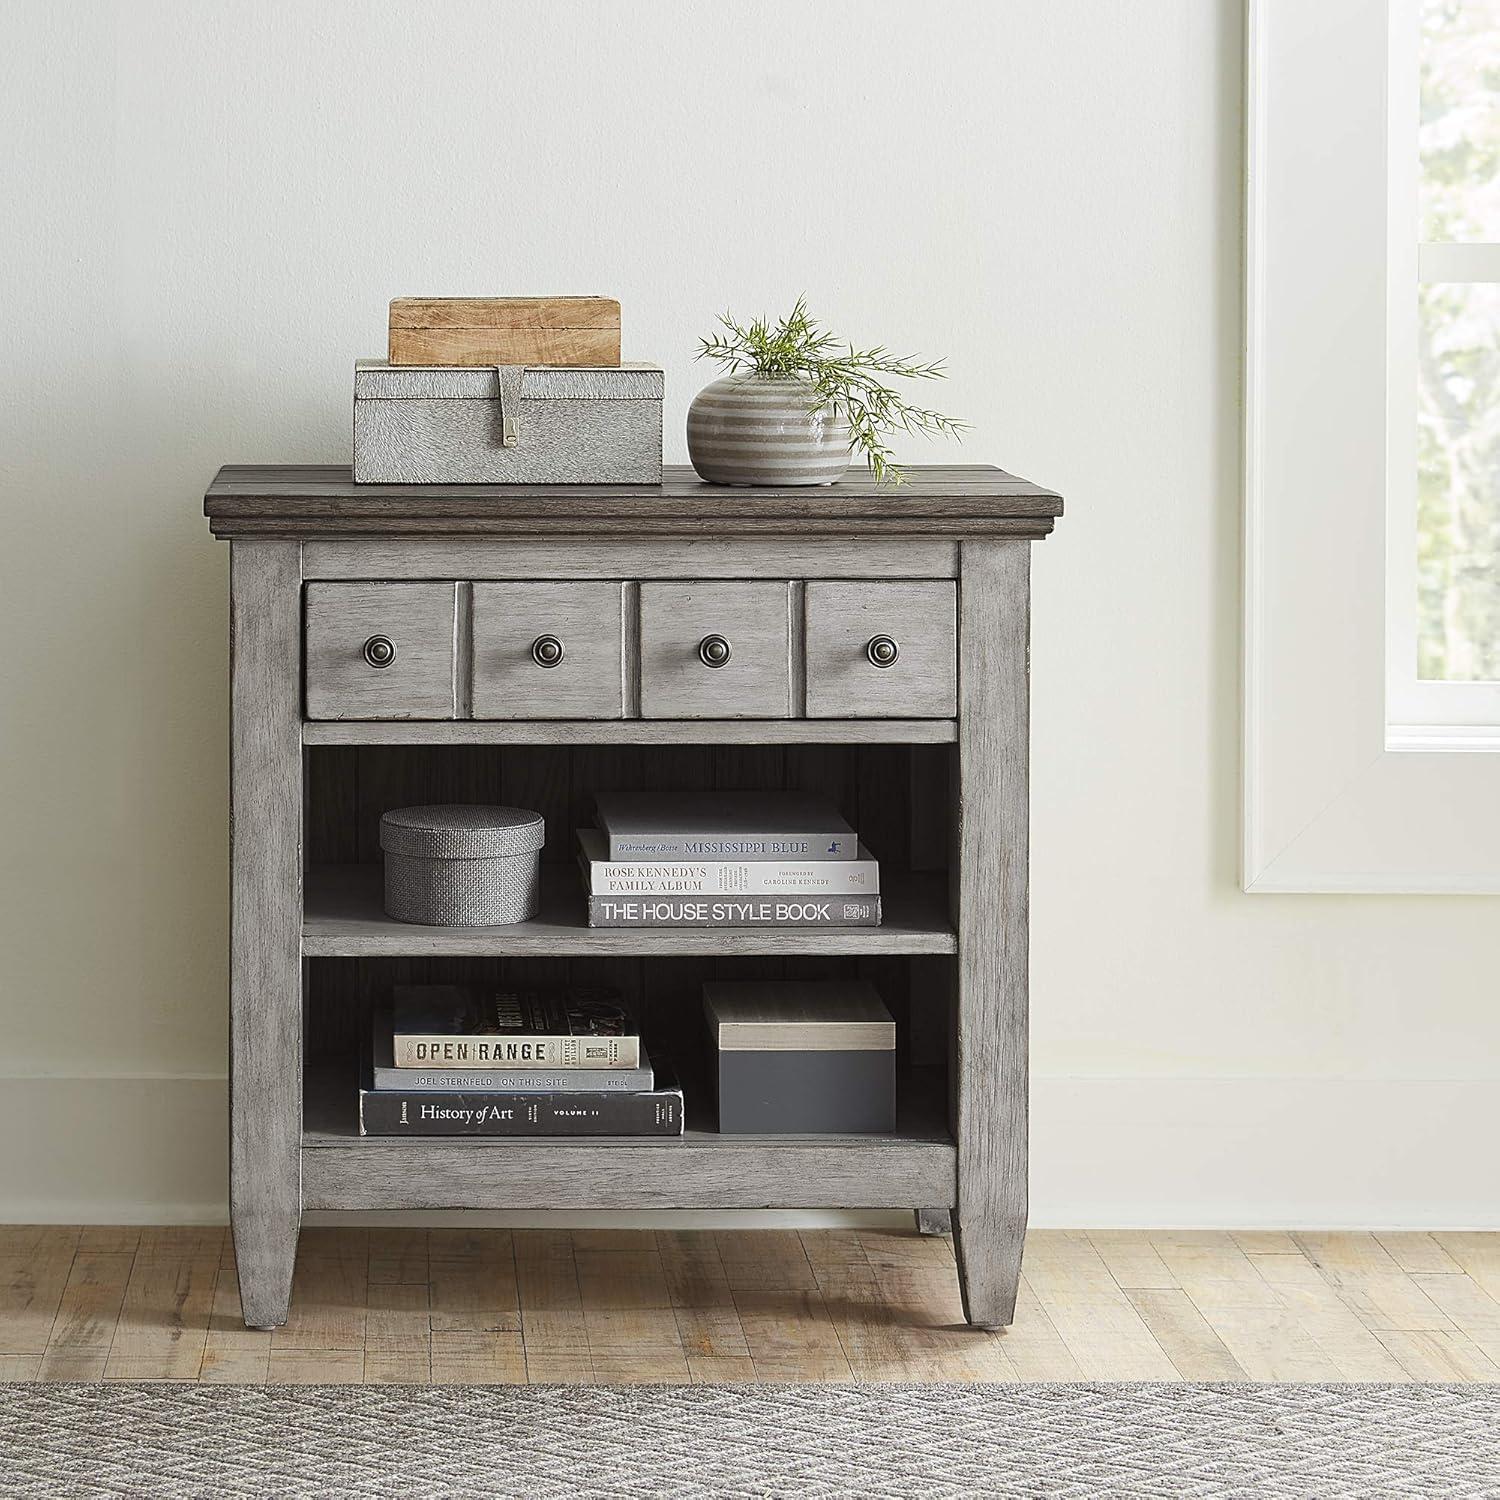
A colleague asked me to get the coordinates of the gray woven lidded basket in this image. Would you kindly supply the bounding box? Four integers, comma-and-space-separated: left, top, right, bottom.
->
380, 805, 545, 926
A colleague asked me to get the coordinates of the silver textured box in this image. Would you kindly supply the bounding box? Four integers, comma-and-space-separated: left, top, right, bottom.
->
352, 360, 663, 484
380, 805, 545, 926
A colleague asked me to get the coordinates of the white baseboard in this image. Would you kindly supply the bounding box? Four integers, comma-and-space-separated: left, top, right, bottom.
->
1, 1074, 1494, 1229
1030, 1076, 1500, 1229
0, 1077, 228, 1224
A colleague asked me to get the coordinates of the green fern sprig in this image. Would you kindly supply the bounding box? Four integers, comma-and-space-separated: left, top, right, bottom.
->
696, 298, 967, 484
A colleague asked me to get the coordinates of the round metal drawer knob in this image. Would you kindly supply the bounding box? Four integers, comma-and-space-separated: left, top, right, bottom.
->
531, 634, 565, 668
362, 634, 396, 669
866, 634, 900, 668
698, 634, 732, 668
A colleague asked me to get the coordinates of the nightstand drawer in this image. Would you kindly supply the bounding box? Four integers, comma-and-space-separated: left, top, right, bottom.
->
304, 582, 457, 720
472, 581, 625, 719
805, 581, 956, 718
639, 581, 791, 718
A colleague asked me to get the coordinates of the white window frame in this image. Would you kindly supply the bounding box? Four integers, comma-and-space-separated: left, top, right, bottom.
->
1244, 0, 1500, 892
1385, 0, 1500, 741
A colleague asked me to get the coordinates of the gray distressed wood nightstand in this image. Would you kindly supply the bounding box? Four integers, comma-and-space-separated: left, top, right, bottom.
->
204, 463, 1064, 1331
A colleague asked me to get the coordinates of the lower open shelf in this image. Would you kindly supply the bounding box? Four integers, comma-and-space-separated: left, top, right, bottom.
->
300, 1064, 957, 1212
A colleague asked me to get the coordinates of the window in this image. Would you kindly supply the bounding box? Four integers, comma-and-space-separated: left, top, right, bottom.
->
1387, 0, 1500, 743
1244, 0, 1500, 891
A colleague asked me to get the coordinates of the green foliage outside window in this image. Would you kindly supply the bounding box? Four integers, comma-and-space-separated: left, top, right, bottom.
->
1417, 1, 1500, 680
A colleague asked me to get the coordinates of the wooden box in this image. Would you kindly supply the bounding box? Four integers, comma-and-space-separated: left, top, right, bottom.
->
352, 360, 664, 484
704, 979, 896, 1134
389, 297, 621, 367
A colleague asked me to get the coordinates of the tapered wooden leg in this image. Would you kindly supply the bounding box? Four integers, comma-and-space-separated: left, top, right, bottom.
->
953, 1215, 1024, 1329
914, 1209, 952, 1237
951, 541, 1030, 1330
234, 1207, 299, 1330
229, 539, 304, 1329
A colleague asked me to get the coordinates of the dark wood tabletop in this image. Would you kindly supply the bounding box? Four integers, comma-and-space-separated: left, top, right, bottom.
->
204, 463, 1064, 538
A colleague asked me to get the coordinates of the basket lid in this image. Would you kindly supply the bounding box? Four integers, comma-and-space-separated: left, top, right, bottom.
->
379, 805, 546, 859
354, 360, 664, 402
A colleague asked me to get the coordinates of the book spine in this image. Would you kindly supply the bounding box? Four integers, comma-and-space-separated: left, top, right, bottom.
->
583, 855, 880, 896
586, 895, 881, 928
391, 1035, 642, 1069
358, 1089, 684, 1136
370, 1063, 654, 1093
606, 834, 856, 862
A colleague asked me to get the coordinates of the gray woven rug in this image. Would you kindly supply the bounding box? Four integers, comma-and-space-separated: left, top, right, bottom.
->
2, 1382, 1497, 1498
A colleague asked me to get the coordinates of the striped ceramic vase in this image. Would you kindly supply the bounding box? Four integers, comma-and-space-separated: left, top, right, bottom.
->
686, 375, 851, 486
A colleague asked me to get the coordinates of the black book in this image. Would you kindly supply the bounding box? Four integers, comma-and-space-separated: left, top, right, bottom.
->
357, 1063, 684, 1137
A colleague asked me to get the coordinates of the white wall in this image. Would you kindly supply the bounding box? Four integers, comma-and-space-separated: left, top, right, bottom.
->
2, 0, 1495, 1226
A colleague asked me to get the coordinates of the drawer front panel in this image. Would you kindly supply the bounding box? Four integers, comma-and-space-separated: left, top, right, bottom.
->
472, 581, 625, 719
804, 581, 957, 718
639, 581, 791, 719
305, 582, 457, 720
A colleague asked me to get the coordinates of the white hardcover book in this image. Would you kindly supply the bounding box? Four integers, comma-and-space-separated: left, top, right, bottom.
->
390, 985, 641, 1069
577, 829, 880, 895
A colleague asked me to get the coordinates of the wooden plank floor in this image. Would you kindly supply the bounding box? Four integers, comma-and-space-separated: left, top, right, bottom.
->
2, 1226, 1497, 1383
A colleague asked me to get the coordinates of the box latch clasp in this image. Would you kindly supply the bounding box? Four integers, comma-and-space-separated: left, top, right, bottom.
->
495, 365, 525, 447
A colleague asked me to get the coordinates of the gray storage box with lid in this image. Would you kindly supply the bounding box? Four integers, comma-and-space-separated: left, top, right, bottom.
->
381, 805, 545, 926
704, 979, 896, 1134
352, 360, 664, 484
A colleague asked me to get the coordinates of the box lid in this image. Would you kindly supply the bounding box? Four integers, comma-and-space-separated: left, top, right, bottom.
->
354, 359, 663, 402
390, 297, 620, 331
703, 980, 895, 1052
380, 804, 546, 859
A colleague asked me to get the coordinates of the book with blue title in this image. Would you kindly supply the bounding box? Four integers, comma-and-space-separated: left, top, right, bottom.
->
593, 791, 857, 861
577, 828, 879, 895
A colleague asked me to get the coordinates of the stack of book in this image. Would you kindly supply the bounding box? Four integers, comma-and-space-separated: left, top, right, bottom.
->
578, 791, 881, 928
358, 983, 683, 1135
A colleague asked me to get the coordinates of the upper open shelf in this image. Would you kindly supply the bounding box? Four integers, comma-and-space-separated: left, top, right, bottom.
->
302, 864, 955, 959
